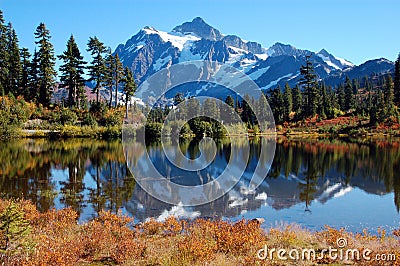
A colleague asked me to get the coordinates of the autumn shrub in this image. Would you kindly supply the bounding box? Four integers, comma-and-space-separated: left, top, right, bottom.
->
0, 95, 32, 139
100, 108, 124, 127
141, 218, 163, 235
177, 219, 265, 263
79, 210, 146, 263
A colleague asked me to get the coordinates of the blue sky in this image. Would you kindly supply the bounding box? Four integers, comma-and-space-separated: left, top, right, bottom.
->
1, 0, 399, 67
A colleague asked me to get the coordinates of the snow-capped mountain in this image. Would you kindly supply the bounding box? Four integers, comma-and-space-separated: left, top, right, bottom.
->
115, 17, 394, 103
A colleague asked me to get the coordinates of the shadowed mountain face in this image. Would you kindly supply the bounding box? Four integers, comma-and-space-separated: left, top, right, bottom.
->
114, 17, 394, 103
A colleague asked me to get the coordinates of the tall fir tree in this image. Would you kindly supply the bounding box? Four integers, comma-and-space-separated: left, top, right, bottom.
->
283, 82, 292, 121
122, 66, 136, 118
269, 87, 285, 124
241, 94, 255, 126
5, 23, 20, 95
58, 35, 86, 108
319, 83, 329, 119
28, 49, 40, 102
104, 50, 115, 108
0, 10, 8, 95
292, 85, 302, 118
384, 75, 395, 117
337, 84, 345, 111
87, 36, 107, 103
394, 53, 400, 105
344, 76, 355, 111
225, 95, 234, 108
19, 47, 30, 98
299, 55, 319, 117
221, 95, 235, 124
34, 23, 56, 106
113, 53, 124, 107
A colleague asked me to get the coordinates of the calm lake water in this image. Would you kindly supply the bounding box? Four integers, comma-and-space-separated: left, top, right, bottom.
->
1, 137, 399, 233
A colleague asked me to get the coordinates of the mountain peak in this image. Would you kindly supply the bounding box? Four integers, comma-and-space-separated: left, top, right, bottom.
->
318, 48, 330, 56
172, 17, 223, 41
268, 42, 308, 57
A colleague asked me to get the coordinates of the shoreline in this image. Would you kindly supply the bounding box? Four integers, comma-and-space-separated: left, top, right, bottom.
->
7, 127, 400, 140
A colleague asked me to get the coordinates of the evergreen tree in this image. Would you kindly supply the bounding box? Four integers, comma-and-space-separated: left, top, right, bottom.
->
58, 35, 86, 108
0, 10, 8, 95
283, 82, 292, 121
377, 90, 386, 123
5, 23, 20, 95
344, 76, 355, 111
319, 83, 329, 119
19, 47, 30, 98
174, 92, 184, 105
28, 49, 40, 102
352, 78, 360, 95
186, 97, 201, 118
122, 66, 136, 118
225, 95, 234, 108
328, 85, 339, 117
241, 94, 255, 126
299, 55, 319, 117
269, 87, 285, 124
292, 85, 302, 118
337, 84, 345, 111
113, 53, 124, 107
87, 36, 107, 103
384, 75, 395, 117
203, 98, 219, 120
222, 95, 236, 124
394, 53, 400, 104
104, 50, 115, 107
34, 23, 56, 106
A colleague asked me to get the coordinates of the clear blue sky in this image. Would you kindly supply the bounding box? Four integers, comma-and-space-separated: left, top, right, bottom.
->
1, 0, 399, 67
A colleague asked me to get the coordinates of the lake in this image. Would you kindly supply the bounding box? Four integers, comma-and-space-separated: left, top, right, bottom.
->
1, 137, 399, 233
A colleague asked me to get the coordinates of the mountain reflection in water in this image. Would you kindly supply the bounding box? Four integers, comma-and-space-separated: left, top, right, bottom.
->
0, 137, 399, 232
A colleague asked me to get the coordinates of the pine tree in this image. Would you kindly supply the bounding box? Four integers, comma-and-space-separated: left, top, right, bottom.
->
104, 50, 115, 107
299, 55, 319, 117
352, 78, 360, 95
222, 95, 236, 124
269, 87, 285, 124
320, 83, 329, 119
122, 66, 136, 118
292, 85, 302, 118
376, 90, 386, 123
344, 76, 355, 111
5, 23, 21, 96
87, 36, 107, 103
58, 35, 86, 108
203, 98, 220, 121
28, 49, 40, 102
113, 53, 124, 107
0, 10, 8, 95
394, 53, 400, 105
34, 23, 56, 106
174, 92, 184, 105
241, 94, 255, 126
19, 47, 30, 99
225, 95, 234, 108
384, 75, 395, 117
337, 84, 345, 111
283, 83, 292, 121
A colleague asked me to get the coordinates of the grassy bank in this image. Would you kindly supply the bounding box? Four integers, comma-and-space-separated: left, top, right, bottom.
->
0, 198, 399, 265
